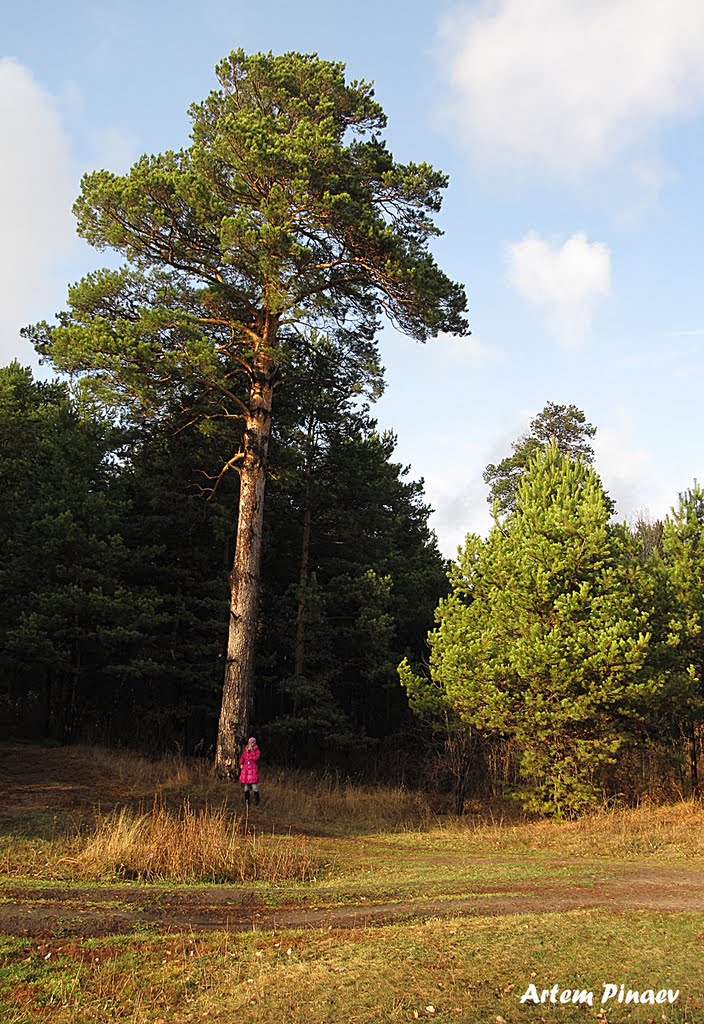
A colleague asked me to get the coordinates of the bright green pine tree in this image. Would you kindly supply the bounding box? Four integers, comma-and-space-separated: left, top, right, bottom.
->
662, 483, 704, 795
402, 444, 666, 816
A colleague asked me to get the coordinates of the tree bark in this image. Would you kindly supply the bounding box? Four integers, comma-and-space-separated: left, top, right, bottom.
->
690, 719, 700, 799
216, 346, 275, 770
293, 416, 315, 679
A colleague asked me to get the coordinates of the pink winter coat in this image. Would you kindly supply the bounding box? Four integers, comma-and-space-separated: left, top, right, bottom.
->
238, 744, 260, 784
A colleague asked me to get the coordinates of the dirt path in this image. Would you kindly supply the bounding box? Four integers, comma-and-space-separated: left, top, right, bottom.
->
3, 865, 704, 938
2, 743, 704, 937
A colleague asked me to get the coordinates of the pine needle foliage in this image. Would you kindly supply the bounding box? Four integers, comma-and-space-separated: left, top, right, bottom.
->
403, 444, 669, 817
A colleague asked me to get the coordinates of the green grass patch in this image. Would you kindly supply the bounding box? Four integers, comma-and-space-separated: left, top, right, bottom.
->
2, 745, 704, 1021
1, 911, 701, 1023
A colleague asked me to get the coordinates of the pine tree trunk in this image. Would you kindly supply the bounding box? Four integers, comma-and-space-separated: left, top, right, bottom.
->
293, 418, 315, 679
216, 348, 275, 770
690, 719, 700, 798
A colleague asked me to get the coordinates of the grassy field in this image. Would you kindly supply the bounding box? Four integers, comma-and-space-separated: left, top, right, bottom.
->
0, 744, 702, 1023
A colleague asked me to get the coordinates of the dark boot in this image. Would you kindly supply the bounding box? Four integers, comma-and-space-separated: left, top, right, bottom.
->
244, 789, 250, 806
254, 790, 260, 806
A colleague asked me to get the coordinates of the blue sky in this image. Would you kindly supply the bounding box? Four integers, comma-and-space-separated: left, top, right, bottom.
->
3, 0, 704, 555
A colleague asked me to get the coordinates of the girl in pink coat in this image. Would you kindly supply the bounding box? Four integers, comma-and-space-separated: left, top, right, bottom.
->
238, 736, 261, 806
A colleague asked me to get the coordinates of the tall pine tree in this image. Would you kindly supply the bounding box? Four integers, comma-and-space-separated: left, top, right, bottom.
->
27, 50, 468, 767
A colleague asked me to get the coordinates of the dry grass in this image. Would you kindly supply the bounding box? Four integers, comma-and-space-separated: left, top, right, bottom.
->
429, 797, 704, 861
65, 801, 320, 883
78, 745, 222, 799
4, 744, 704, 890
262, 766, 436, 832
62, 746, 437, 832
3, 745, 704, 1023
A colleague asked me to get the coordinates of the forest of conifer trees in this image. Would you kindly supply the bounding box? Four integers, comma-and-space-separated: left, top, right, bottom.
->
2, 50, 703, 817
2, 360, 703, 814
0, 360, 446, 773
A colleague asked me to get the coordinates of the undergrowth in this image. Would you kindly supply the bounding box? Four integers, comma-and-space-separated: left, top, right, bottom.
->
426, 797, 704, 860
70, 801, 320, 883
3, 744, 704, 883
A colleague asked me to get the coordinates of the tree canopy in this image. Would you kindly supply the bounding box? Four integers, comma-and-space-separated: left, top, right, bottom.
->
404, 444, 668, 816
483, 402, 596, 518
30, 49, 467, 408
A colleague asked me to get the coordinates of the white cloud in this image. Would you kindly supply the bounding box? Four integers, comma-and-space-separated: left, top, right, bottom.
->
0, 58, 79, 363
593, 425, 653, 518
438, 0, 704, 177
505, 231, 611, 345
436, 331, 501, 367
430, 480, 493, 558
